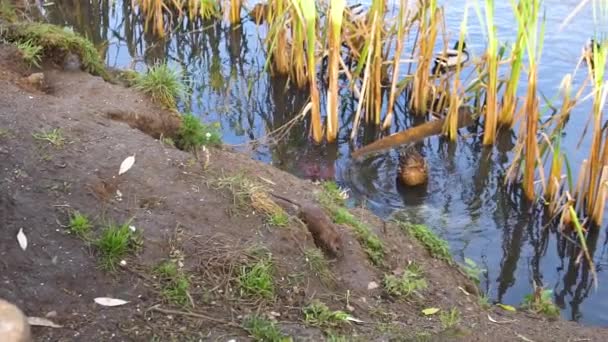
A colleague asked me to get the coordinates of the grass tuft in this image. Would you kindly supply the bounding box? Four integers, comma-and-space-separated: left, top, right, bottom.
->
317, 181, 384, 264
215, 174, 288, 226
320, 181, 347, 206
268, 211, 289, 227
331, 206, 384, 265
94, 221, 140, 270
134, 63, 185, 109
237, 254, 275, 299
439, 308, 461, 329
243, 315, 292, 342
155, 260, 191, 307
303, 248, 333, 283
176, 113, 222, 151
459, 257, 486, 284
383, 263, 427, 298
16, 39, 42, 67
68, 211, 92, 237
522, 288, 560, 319
32, 128, 65, 147
398, 222, 452, 262
302, 300, 349, 328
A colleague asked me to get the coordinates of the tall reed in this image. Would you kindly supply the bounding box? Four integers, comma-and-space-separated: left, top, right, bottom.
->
382, 0, 410, 130
326, 0, 346, 142
292, 0, 322, 143
410, 0, 439, 116
443, 5, 468, 140
227, 0, 241, 24
475, 0, 499, 145
585, 39, 607, 225
498, 0, 525, 128
366, 0, 385, 125
518, 0, 545, 200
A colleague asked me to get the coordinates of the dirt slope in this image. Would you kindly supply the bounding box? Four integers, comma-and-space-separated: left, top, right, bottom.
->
0, 44, 606, 341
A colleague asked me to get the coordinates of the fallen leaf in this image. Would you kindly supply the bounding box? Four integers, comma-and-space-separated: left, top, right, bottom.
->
497, 303, 516, 312
515, 333, 536, 342
346, 316, 364, 324
27, 316, 63, 328
487, 313, 516, 324
457, 286, 470, 296
17, 228, 27, 251
94, 297, 129, 307
422, 307, 440, 316
118, 155, 135, 175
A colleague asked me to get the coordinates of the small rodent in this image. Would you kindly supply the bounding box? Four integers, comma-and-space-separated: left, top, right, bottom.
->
270, 193, 343, 258
63, 53, 82, 72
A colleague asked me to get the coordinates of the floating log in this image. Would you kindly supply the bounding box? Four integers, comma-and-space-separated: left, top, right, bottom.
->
351, 107, 477, 159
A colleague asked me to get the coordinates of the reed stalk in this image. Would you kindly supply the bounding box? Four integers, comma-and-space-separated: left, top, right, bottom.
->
498, 0, 525, 128
326, 0, 346, 142
475, 0, 499, 145
443, 5, 468, 140
291, 0, 322, 142
515, 0, 544, 200
367, 0, 385, 125
382, 0, 409, 130
585, 39, 607, 225
410, 0, 439, 116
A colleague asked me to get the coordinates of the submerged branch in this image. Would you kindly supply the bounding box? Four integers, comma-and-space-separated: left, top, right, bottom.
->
351, 106, 476, 159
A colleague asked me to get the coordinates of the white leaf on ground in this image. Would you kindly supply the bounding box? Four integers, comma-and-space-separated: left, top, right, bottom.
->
515, 333, 536, 342
27, 316, 63, 328
94, 297, 129, 307
487, 313, 516, 324
118, 155, 135, 175
17, 228, 27, 251
346, 316, 364, 324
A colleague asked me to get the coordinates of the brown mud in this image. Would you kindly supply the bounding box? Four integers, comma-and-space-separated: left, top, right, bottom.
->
0, 42, 607, 341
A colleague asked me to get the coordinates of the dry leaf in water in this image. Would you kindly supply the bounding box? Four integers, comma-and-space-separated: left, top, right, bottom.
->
118, 155, 135, 175
17, 228, 27, 251
94, 297, 129, 307
27, 316, 63, 328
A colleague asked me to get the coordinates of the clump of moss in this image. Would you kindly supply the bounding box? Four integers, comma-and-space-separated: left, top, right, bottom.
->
176, 113, 221, 151
2, 22, 109, 79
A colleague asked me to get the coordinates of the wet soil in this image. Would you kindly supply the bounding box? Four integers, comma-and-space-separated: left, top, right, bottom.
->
1, 44, 607, 341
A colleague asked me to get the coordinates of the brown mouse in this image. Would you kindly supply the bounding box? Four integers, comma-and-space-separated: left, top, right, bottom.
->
270, 193, 343, 258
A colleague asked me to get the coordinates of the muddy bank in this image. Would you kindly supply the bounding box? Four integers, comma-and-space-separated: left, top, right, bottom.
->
0, 35, 606, 341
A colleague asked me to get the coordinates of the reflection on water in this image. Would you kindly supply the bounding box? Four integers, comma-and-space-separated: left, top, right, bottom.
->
44, 0, 608, 326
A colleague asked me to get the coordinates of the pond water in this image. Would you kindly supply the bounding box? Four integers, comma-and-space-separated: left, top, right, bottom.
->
43, 0, 608, 325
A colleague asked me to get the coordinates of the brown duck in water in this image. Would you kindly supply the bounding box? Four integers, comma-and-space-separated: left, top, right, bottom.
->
397, 147, 428, 187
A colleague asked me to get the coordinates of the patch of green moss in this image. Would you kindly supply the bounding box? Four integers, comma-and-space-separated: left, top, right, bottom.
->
0, 0, 18, 23
2, 22, 109, 79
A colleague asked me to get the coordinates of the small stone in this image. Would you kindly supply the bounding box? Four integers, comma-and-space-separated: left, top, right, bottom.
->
24, 72, 44, 87
0, 299, 31, 342
45, 311, 57, 318
346, 304, 355, 312
367, 281, 379, 290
